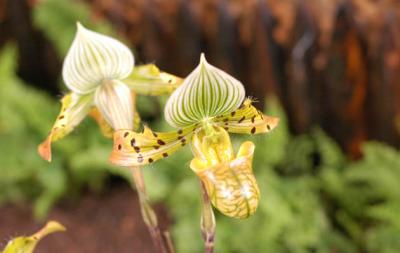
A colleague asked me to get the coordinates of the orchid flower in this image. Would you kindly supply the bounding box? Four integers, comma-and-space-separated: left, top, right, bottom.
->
38, 23, 182, 161
110, 54, 279, 219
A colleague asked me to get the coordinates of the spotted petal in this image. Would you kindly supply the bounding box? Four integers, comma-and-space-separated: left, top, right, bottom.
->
124, 64, 183, 96
110, 125, 198, 167
213, 98, 279, 135
38, 93, 93, 161
165, 53, 245, 127
62, 22, 134, 94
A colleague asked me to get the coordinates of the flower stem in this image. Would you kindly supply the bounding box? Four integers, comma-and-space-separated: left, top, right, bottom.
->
199, 180, 216, 253
131, 167, 172, 253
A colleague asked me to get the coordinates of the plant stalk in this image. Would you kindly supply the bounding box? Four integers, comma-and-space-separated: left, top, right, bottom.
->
199, 181, 216, 253
131, 166, 171, 253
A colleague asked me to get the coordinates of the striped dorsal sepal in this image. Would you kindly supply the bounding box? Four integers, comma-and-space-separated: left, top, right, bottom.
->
62, 23, 134, 94
38, 93, 93, 162
164, 53, 245, 128
213, 98, 279, 135
124, 64, 183, 96
110, 125, 199, 167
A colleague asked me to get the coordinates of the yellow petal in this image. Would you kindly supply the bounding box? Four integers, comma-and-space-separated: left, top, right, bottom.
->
191, 126, 234, 167
38, 93, 93, 162
2, 221, 65, 253
213, 98, 279, 135
190, 129, 260, 219
124, 64, 183, 96
110, 125, 198, 167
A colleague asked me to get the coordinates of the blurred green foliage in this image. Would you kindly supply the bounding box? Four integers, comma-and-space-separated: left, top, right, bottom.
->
0, 0, 400, 252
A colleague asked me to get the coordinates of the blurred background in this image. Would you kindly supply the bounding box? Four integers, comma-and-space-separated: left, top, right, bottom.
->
1, 0, 400, 252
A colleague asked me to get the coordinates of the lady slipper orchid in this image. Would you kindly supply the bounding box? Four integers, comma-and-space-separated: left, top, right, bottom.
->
38, 23, 182, 161
110, 54, 279, 218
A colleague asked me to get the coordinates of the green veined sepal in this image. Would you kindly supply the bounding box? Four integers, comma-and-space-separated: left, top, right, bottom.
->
62, 22, 134, 94
164, 53, 245, 128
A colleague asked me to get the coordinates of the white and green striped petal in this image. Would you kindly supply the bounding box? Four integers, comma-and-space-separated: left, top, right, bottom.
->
62, 22, 134, 94
164, 53, 245, 127
94, 80, 134, 130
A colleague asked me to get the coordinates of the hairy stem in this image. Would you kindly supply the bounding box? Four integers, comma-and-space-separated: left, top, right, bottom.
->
199, 181, 216, 253
131, 167, 171, 253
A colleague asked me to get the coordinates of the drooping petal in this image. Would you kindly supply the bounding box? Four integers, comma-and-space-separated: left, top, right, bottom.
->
94, 80, 134, 130
38, 93, 93, 161
165, 53, 245, 127
124, 64, 183, 96
110, 124, 198, 167
2, 221, 65, 253
191, 139, 260, 219
62, 22, 134, 94
213, 98, 279, 135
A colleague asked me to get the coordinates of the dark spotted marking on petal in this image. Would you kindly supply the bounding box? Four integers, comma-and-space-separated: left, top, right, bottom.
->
130, 138, 136, 147
231, 111, 236, 116
152, 132, 158, 138
178, 136, 183, 140
223, 118, 229, 122
117, 144, 122, 150
251, 115, 256, 123
157, 139, 166, 145
251, 127, 256, 134
154, 145, 160, 150
162, 153, 168, 157
267, 124, 271, 130
134, 146, 140, 153
148, 158, 154, 163
238, 116, 245, 123
137, 155, 144, 163
123, 132, 129, 138
177, 129, 183, 134
224, 127, 229, 130
58, 115, 65, 119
